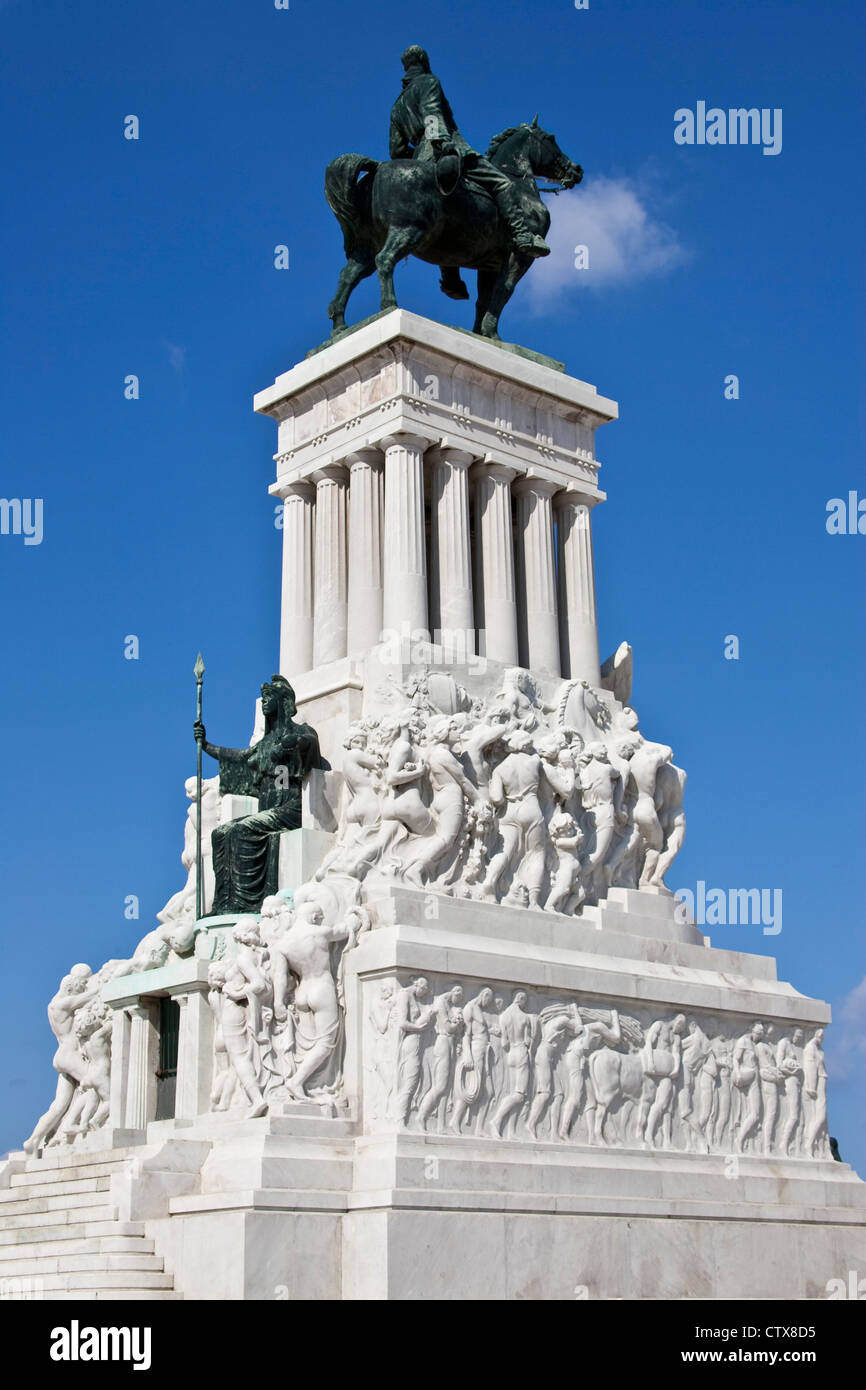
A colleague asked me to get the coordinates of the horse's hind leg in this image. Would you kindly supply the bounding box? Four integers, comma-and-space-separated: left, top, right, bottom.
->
328, 254, 375, 337
375, 225, 425, 311
476, 251, 533, 340
474, 269, 498, 334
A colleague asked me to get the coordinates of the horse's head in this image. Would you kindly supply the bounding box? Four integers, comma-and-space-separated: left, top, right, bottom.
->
526, 115, 583, 189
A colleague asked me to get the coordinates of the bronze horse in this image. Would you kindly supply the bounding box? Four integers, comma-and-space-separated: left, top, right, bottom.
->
325, 119, 582, 341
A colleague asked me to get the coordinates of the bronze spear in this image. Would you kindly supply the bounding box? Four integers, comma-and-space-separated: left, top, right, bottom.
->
194, 652, 206, 920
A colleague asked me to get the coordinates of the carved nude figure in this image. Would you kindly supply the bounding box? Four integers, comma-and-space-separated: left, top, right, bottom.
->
711, 1041, 733, 1150
559, 1019, 611, 1142
157, 774, 220, 948
604, 737, 642, 890
403, 718, 481, 887
490, 989, 536, 1137
777, 1027, 804, 1155
641, 1013, 687, 1149
59, 1003, 112, 1140
368, 980, 397, 1120
451, 986, 495, 1134
577, 743, 624, 897
527, 1005, 579, 1139
394, 977, 433, 1125
216, 936, 270, 1118
803, 1027, 828, 1157
23, 965, 103, 1153
207, 963, 238, 1113
498, 668, 541, 730
362, 721, 433, 873
317, 724, 383, 878
733, 1021, 765, 1152
756, 1024, 783, 1155
545, 809, 585, 914
266, 900, 363, 1100
641, 758, 686, 889
418, 984, 464, 1129
463, 702, 511, 794
482, 730, 548, 906
681, 1017, 717, 1156
628, 739, 672, 884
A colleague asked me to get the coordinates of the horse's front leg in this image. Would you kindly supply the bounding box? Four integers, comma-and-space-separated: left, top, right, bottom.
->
477, 251, 533, 340
328, 255, 376, 337
375, 225, 425, 311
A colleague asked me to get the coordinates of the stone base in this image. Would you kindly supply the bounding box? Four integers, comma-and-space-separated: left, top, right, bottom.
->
9, 1111, 861, 1301
16, 884, 862, 1301
342, 1133, 866, 1300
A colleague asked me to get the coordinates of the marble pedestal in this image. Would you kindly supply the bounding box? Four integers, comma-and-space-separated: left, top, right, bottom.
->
74, 886, 865, 1300
10, 318, 863, 1302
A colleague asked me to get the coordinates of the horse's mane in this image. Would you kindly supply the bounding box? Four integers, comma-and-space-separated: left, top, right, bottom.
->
486, 125, 525, 160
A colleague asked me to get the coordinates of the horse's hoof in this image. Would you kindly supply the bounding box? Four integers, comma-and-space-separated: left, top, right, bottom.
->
439, 276, 470, 301
479, 316, 502, 342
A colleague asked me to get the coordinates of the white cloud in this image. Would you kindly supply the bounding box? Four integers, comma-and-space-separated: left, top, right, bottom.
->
525, 176, 687, 308
167, 343, 187, 377
830, 974, 866, 1081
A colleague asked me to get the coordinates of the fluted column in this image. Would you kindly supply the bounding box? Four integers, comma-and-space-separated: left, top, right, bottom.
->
124, 1003, 155, 1132
346, 449, 384, 655
108, 1006, 131, 1130
313, 465, 348, 666
555, 489, 601, 685
382, 433, 429, 639
175, 987, 212, 1121
429, 446, 474, 653
471, 461, 519, 666
279, 481, 315, 677
515, 477, 560, 674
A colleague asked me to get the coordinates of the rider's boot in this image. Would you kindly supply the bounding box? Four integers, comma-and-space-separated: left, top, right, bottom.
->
494, 185, 550, 258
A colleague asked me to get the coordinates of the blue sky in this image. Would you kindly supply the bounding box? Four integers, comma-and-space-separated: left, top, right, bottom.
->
1, 0, 864, 1171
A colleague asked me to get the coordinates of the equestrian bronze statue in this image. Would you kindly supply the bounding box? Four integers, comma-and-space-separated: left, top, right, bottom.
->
325, 45, 583, 342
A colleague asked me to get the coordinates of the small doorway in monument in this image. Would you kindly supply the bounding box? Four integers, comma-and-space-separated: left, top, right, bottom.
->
155, 996, 180, 1120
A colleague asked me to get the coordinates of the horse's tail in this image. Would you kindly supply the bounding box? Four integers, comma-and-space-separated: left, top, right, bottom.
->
325, 153, 379, 256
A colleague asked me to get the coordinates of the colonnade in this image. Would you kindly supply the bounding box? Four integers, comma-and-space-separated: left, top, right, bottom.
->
279, 433, 600, 683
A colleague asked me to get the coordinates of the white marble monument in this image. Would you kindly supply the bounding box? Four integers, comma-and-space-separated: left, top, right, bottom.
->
4, 311, 864, 1302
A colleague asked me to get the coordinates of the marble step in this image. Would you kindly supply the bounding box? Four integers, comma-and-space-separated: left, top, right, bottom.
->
18, 1269, 173, 1292
0, 1252, 165, 1277
20, 1145, 143, 1173
347, 1183, 866, 1226
0, 1234, 154, 1262
38, 1288, 179, 1301
0, 1176, 110, 1204
170, 1186, 348, 1215
0, 1188, 116, 1219
0, 1217, 144, 1247
11, 1159, 135, 1188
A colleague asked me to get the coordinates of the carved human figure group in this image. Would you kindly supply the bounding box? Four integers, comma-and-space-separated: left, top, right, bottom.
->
206, 890, 368, 1117
367, 976, 830, 1160
317, 668, 685, 911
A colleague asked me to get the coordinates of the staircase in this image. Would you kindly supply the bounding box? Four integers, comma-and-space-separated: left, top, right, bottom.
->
0, 1140, 205, 1301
